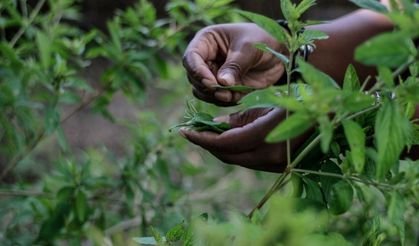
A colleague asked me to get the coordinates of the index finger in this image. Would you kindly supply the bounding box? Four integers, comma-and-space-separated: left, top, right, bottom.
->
183, 50, 218, 90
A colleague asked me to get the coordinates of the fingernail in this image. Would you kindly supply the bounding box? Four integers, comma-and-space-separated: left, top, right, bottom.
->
215, 90, 232, 102
219, 73, 235, 86
178, 128, 188, 138
213, 115, 229, 123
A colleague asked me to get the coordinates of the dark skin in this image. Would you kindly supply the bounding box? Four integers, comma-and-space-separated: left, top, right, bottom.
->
180, 7, 418, 172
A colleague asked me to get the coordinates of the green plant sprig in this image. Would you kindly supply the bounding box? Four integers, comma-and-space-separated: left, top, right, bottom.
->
170, 100, 231, 133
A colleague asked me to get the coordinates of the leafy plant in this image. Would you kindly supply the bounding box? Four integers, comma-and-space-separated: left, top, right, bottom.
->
139, 0, 418, 245
235, 0, 418, 244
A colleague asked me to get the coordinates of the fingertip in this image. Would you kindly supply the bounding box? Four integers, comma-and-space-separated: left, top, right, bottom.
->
218, 73, 235, 86
213, 115, 230, 123
215, 90, 233, 103
178, 127, 188, 138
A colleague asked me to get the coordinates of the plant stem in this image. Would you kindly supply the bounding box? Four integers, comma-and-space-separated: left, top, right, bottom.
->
285, 55, 295, 167
0, 189, 51, 197
248, 173, 289, 218
248, 102, 381, 216
344, 104, 380, 121
10, 0, 46, 47
392, 58, 415, 78
291, 168, 399, 190
247, 134, 322, 218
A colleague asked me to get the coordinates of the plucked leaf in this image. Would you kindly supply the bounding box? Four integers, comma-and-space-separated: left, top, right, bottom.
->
166, 223, 186, 242
212, 84, 254, 92
133, 237, 158, 245
342, 120, 366, 173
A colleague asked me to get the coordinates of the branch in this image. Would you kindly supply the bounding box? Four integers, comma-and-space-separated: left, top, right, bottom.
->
291, 168, 400, 190
0, 189, 51, 197
10, 0, 46, 47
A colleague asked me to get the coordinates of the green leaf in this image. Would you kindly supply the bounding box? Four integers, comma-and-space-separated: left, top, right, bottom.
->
378, 66, 394, 87
298, 59, 340, 89
328, 180, 353, 215
239, 87, 279, 108
295, 0, 316, 17
107, 21, 122, 52
133, 237, 158, 245
299, 29, 329, 44
355, 32, 411, 68
302, 177, 324, 203
318, 115, 333, 153
349, 0, 388, 13
319, 161, 342, 201
212, 84, 254, 92
166, 223, 185, 242
237, 10, 287, 43
0, 42, 22, 66
266, 112, 313, 143
341, 92, 375, 113
375, 100, 411, 179
275, 96, 305, 111
75, 189, 88, 222
36, 31, 52, 69
388, 192, 406, 245
44, 107, 60, 134
280, 0, 297, 22
151, 227, 164, 243
342, 120, 366, 173
343, 64, 360, 92
254, 43, 289, 64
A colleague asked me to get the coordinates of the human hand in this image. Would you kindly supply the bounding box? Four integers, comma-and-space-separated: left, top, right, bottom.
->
183, 23, 286, 106
179, 108, 311, 172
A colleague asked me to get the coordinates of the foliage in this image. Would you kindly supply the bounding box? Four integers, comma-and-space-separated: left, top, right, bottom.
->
0, 0, 418, 245
138, 0, 418, 245
0, 0, 239, 244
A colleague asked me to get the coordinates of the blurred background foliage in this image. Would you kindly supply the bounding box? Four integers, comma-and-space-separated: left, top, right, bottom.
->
0, 0, 417, 245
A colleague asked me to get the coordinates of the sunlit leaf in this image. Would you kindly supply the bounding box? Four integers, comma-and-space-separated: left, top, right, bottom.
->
266, 112, 313, 143
342, 120, 366, 173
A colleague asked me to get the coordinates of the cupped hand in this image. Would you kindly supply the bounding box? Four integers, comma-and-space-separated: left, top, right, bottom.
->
179, 108, 311, 173
183, 23, 286, 106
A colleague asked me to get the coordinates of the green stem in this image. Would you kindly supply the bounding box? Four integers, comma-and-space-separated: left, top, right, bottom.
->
248, 173, 289, 218
10, 0, 46, 47
392, 58, 415, 78
0, 189, 51, 197
285, 56, 295, 167
247, 134, 322, 218
248, 102, 381, 217
291, 168, 400, 190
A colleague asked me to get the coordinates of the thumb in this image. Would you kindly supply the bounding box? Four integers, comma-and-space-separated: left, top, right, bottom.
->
217, 47, 255, 86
